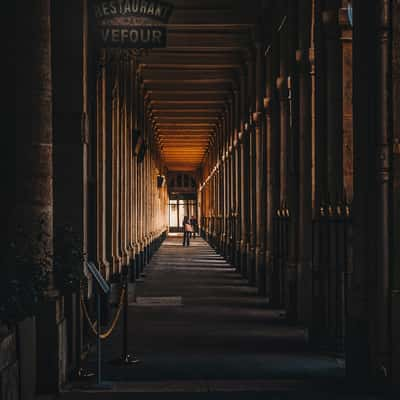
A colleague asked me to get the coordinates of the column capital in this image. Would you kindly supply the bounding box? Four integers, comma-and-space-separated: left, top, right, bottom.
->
296, 49, 311, 73
252, 111, 262, 128
276, 76, 288, 99
263, 96, 271, 110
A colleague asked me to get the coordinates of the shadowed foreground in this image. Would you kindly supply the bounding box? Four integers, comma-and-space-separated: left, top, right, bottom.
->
61, 236, 388, 399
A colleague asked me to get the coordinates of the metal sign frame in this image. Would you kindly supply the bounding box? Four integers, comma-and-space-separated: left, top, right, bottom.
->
86, 261, 110, 294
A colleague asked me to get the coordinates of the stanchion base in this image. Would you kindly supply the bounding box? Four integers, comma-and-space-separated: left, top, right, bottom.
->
77, 368, 95, 379
82, 382, 113, 391
109, 354, 141, 366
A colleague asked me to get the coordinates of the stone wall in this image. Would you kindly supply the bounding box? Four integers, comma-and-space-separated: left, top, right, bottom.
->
0, 331, 19, 400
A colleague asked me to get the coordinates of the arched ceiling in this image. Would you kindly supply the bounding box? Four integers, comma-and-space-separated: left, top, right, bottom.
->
138, 0, 262, 172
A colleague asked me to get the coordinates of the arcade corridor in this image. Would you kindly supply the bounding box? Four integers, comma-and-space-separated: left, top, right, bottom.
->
77, 237, 344, 386
5, 0, 400, 398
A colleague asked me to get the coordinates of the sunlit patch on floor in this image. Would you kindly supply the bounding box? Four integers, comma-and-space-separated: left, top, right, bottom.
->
131, 296, 183, 306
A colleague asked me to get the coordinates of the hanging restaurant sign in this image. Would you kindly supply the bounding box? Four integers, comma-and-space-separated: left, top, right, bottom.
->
93, 0, 174, 48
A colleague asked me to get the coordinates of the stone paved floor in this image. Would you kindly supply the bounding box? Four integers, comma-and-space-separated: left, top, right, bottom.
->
62, 236, 389, 399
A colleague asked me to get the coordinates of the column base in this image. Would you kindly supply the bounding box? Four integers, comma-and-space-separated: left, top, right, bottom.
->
234, 241, 241, 271
36, 295, 67, 394
240, 241, 248, 278
255, 247, 266, 297
247, 245, 256, 286
346, 317, 371, 382
285, 262, 298, 324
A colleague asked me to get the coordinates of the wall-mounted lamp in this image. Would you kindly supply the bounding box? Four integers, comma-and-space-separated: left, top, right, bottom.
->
132, 128, 143, 156
137, 141, 147, 163
157, 175, 165, 188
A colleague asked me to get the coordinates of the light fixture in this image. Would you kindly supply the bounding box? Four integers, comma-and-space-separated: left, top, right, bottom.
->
132, 128, 143, 156
347, 1, 353, 27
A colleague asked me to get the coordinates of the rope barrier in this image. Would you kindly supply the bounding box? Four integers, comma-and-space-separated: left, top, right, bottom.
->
80, 286, 126, 340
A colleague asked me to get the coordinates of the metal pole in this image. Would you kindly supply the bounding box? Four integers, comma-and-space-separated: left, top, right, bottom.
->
120, 272, 140, 365
97, 288, 102, 385
122, 281, 128, 360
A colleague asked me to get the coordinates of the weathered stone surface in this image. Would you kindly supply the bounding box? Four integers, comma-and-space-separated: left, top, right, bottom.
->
58, 319, 68, 387
0, 361, 19, 400
17, 317, 36, 400
0, 335, 16, 372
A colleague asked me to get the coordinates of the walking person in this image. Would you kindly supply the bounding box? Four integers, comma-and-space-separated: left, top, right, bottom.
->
190, 215, 197, 239
182, 216, 192, 246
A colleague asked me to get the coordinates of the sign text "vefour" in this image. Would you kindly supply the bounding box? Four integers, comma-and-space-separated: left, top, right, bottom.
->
100, 27, 167, 48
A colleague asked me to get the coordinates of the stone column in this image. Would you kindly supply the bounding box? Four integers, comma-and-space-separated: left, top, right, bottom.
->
375, 0, 391, 379
265, 32, 281, 305
138, 87, 145, 272
228, 99, 234, 261
247, 53, 257, 286
113, 58, 122, 275
239, 68, 249, 277
349, 0, 391, 381
391, 0, 400, 384
17, 0, 54, 229
277, 19, 292, 314
265, 55, 274, 303
132, 73, 139, 278
96, 49, 108, 271
223, 111, 228, 255
323, 2, 343, 203
105, 53, 114, 276
278, 25, 289, 205
339, 2, 354, 201
127, 58, 135, 267
233, 89, 241, 268
120, 59, 129, 267
323, 0, 343, 348
16, 0, 65, 392
254, 42, 266, 296
51, 0, 91, 378
296, 0, 313, 325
